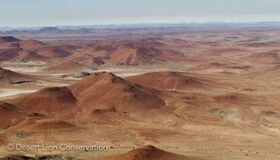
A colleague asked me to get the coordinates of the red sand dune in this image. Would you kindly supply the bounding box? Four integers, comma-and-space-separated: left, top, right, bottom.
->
15, 50, 47, 61
0, 48, 21, 61
61, 53, 107, 67
19, 39, 46, 50
13, 118, 77, 131
11, 72, 174, 123
69, 72, 165, 112
0, 36, 19, 43
100, 145, 203, 160
0, 101, 28, 129
48, 40, 183, 69
61, 45, 165, 67
36, 46, 72, 58
0, 67, 34, 84
68, 72, 177, 123
127, 72, 206, 91
12, 87, 78, 115
0, 37, 47, 61
0, 36, 73, 62
1, 36, 184, 67
0, 67, 24, 78
106, 45, 166, 65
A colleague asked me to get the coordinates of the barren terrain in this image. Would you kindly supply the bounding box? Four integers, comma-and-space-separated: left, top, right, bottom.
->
0, 26, 280, 160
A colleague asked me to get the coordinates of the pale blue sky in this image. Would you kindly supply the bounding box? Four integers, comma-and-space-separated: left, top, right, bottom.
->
0, 0, 280, 27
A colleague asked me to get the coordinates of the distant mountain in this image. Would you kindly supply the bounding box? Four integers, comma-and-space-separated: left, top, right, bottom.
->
1, 22, 280, 35
0, 27, 13, 32
37, 27, 62, 33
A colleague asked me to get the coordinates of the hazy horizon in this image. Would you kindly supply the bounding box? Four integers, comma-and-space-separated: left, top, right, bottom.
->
1, 21, 280, 30
0, 0, 280, 27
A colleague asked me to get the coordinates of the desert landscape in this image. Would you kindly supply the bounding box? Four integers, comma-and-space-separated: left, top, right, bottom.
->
0, 24, 280, 160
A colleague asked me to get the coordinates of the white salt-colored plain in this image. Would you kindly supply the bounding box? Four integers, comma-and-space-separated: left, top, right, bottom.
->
0, 89, 37, 98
